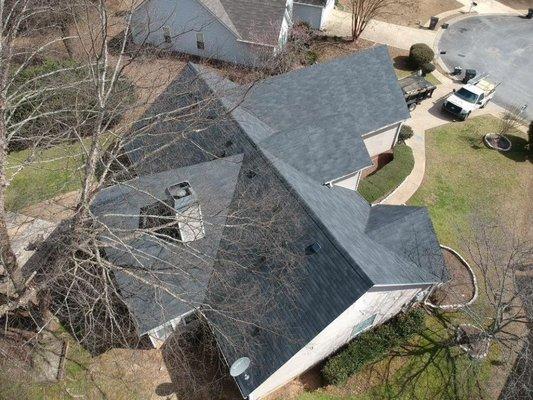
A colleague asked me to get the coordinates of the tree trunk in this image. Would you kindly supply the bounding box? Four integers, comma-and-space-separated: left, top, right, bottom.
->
0, 97, 24, 294
59, 23, 74, 59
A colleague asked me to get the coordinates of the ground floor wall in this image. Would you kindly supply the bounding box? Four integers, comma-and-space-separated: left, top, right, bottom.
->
332, 170, 363, 191
131, 0, 276, 66
248, 285, 428, 399
294, 0, 334, 30
294, 3, 323, 29
362, 122, 403, 158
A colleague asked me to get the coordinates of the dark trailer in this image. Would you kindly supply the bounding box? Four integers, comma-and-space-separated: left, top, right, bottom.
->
399, 75, 437, 111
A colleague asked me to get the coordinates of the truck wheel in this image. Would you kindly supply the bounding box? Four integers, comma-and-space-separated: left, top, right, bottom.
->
461, 112, 470, 121
408, 103, 417, 111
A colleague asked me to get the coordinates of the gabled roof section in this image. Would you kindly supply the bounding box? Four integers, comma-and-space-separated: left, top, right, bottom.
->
91, 155, 243, 334
264, 151, 437, 286
366, 205, 448, 284
198, 0, 288, 45
259, 114, 373, 183
192, 46, 408, 184
197, 0, 240, 38
240, 45, 410, 134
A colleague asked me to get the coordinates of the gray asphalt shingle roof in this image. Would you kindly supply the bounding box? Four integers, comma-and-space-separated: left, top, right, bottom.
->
91, 155, 243, 334
194, 45, 409, 184
95, 47, 444, 397
240, 45, 410, 134
198, 0, 287, 45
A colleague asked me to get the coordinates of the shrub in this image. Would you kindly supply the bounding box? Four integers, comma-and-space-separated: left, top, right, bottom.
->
421, 62, 436, 75
409, 43, 434, 69
399, 125, 414, 142
305, 51, 318, 65
322, 309, 425, 385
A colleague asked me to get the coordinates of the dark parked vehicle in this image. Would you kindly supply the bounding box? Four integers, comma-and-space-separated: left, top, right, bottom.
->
399, 75, 437, 111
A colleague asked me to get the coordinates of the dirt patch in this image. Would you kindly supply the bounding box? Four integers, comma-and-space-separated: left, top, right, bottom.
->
309, 36, 376, 64
21, 190, 80, 222
86, 347, 173, 399
362, 151, 394, 179
431, 248, 475, 306
265, 365, 323, 399
497, 0, 533, 9
338, 0, 463, 27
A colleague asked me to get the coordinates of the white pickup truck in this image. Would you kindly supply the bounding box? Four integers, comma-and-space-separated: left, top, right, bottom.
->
442, 76, 497, 120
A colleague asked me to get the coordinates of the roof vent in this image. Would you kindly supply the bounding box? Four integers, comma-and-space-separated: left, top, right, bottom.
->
307, 242, 321, 255
230, 357, 251, 381
166, 181, 205, 242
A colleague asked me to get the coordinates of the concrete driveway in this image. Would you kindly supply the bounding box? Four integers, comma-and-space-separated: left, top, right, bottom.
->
438, 15, 533, 120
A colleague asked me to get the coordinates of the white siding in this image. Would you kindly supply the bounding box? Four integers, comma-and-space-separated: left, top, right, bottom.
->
362, 122, 402, 157
293, 0, 334, 30
293, 2, 323, 29
320, 0, 335, 29
248, 285, 426, 399
332, 170, 362, 191
131, 0, 277, 66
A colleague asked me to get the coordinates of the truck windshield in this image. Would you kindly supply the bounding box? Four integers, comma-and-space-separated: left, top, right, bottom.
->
455, 88, 478, 103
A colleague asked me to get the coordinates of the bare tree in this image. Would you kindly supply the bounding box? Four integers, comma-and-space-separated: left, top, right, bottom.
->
455, 219, 531, 359
345, 0, 412, 41
1, 2, 309, 393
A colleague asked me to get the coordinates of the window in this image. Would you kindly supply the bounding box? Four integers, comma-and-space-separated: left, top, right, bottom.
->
350, 314, 376, 340
196, 32, 205, 50
163, 26, 172, 43
455, 88, 478, 104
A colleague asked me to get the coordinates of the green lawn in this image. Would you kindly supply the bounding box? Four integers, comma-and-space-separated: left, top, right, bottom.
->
298, 116, 531, 400
408, 115, 531, 246
358, 144, 414, 203
6, 136, 112, 211
395, 69, 441, 86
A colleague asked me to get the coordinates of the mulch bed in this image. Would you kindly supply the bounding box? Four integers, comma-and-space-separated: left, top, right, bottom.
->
431, 248, 475, 306
457, 324, 491, 359
484, 134, 512, 152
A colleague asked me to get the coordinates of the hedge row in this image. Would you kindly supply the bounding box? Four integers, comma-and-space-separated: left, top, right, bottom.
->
322, 309, 425, 385
357, 143, 414, 203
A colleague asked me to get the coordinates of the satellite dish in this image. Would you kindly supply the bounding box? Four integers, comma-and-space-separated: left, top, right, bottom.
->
230, 357, 251, 380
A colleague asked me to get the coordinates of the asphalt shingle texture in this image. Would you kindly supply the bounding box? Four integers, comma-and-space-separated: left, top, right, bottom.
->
91, 155, 243, 334
199, 0, 287, 45
96, 47, 444, 397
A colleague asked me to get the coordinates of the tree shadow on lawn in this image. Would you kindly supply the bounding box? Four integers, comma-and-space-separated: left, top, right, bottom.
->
380, 311, 485, 400
497, 135, 529, 163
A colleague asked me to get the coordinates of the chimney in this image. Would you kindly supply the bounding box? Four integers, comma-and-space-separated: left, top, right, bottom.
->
166, 181, 205, 242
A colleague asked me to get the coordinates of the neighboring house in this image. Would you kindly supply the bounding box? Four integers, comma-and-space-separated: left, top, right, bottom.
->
131, 0, 294, 66
293, 0, 335, 30
92, 46, 447, 399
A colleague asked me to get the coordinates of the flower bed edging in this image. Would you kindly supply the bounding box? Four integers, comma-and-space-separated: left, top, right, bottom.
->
425, 245, 478, 311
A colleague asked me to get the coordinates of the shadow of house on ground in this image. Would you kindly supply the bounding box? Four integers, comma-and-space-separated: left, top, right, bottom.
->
161, 321, 241, 400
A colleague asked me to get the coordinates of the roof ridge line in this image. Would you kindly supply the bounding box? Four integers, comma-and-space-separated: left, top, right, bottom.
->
260, 149, 375, 287
366, 206, 424, 233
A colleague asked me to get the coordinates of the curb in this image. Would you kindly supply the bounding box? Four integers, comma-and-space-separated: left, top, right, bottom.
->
424, 244, 478, 311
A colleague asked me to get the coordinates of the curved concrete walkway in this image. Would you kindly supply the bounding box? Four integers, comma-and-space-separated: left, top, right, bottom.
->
322, 1, 523, 205
379, 71, 507, 205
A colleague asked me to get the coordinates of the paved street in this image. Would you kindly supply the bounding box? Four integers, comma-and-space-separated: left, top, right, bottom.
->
438, 15, 533, 119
